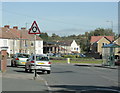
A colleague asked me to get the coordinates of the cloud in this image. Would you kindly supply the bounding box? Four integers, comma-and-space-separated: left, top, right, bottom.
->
46, 28, 88, 36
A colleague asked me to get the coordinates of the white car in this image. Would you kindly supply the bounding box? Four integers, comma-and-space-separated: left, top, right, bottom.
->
25, 54, 51, 74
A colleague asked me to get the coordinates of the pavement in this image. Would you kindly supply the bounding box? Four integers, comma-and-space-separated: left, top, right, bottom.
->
73, 63, 119, 69
1, 66, 49, 92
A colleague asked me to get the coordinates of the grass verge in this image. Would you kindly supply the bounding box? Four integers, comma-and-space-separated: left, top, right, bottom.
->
51, 59, 103, 64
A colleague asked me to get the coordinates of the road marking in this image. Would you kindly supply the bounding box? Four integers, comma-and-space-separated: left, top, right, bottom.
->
37, 74, 52, 93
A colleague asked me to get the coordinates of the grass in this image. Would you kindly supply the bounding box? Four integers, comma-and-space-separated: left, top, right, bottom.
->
51, 59, 103, 64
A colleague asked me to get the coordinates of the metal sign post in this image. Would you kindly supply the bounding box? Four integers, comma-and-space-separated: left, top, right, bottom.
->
34, 34, 37, 78
28, 21, 41, 79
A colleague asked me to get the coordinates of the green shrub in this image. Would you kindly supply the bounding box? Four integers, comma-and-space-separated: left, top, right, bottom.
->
63, 55, 77, 58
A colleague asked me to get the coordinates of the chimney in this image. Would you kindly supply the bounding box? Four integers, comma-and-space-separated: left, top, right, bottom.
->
4, 25, 10, 28
13, 26, 18, 29
21, 27, 26, 30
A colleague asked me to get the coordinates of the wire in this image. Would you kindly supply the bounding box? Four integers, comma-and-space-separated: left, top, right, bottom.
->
2, 9, 91, 27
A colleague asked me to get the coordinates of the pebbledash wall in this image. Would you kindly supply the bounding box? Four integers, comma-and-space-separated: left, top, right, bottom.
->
35, 40, 43, 54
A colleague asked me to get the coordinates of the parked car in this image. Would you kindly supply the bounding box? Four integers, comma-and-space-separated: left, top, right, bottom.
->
73, 53, 86, 58
11, 53, 30, 67
115, 59, 120, 66
47, 53, 54, 56
54, 53, 61, 57
25, 54, 51, 74
79, 54, 86, 57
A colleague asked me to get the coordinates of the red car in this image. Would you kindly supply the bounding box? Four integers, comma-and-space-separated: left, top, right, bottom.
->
115, 59, 120, 66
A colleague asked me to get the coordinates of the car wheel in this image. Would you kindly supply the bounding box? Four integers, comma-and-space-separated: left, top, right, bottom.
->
47, 71, 51, 74
25, 65, 28, 72
11, 61, 14, 67
28, 69, 32, 73
14, 63, 17, 67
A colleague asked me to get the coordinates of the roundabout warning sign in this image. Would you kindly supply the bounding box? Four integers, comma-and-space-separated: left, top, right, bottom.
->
28, 21, 41, 34
28, 21, 41, 79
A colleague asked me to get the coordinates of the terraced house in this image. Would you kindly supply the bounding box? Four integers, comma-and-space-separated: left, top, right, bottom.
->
0, 25, 43, 56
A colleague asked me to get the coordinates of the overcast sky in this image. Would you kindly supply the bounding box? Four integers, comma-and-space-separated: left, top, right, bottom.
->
2, 2, 118, 36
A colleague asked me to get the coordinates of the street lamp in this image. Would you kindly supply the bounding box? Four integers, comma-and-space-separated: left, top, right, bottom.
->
106, 20, 113, 32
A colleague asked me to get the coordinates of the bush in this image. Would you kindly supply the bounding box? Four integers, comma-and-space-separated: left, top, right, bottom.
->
63, 55, 77, 58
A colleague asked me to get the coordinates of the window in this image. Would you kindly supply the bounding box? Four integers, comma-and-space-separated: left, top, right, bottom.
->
31, 41, 34, 46
74, 48, 76, 50
33, 56, 49, 61
77, 48, 78, 50
102, 43, 107, 46
3, 40, 7, 46
17, 54, 30, 58
38, 41, 41, 47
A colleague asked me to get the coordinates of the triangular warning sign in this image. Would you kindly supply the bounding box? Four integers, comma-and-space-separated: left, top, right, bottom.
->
28, 21, 41, 34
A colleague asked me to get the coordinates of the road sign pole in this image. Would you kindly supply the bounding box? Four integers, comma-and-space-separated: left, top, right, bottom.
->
34, 34, 37, 79
28, 21, 41, 80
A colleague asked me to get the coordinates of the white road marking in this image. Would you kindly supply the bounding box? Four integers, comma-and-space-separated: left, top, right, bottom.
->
37, 74, 52, 93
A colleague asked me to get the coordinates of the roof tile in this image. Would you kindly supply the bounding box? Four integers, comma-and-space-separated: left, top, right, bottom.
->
90, 36, 114, 43
0, 27, 42, 41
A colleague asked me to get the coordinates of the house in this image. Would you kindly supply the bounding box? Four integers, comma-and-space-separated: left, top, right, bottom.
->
58, 40, 80, 53
113, 37, 120, 58
43, 40, 80, 54
43, 41, 59, 54
0, 25, 43, 56
70, 40, 80, 53
90, 36, 114, 54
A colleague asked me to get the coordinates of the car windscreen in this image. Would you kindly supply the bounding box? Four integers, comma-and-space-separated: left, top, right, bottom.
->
33, 56, 49, 61
17, 54, 30, 58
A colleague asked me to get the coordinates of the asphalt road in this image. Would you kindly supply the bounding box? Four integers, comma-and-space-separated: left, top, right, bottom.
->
2, 63, 120, 93
39, 64, 119, 92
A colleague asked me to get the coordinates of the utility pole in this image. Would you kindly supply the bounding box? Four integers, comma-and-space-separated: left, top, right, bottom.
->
25, 22, 28, 30
20, 29, 22, 53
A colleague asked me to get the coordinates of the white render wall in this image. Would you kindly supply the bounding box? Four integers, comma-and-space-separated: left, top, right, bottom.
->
70, 40, 80, 53
0, 38, 10, 54
36, 40, 43, 54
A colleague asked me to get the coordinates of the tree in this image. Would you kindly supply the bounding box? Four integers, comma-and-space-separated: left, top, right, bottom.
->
39, 32, 49, 41
51, 33, 62, 41
89, 28, 115, 36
